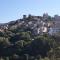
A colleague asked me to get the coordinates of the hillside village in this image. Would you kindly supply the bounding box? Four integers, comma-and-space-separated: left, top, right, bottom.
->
0, 13, 60, 36
0, 14, 60, 60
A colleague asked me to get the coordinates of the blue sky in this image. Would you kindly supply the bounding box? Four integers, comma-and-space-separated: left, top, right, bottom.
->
0, 0, 60, 23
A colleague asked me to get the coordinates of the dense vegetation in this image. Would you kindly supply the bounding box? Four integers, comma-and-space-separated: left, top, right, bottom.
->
0, 27, 60, 60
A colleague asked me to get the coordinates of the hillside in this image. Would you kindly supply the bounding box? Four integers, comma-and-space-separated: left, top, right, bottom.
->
0, 14, 60, 36
0, 14, 60, 60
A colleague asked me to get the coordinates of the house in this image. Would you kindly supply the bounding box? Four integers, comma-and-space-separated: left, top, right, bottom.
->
48, 19, 60, 35
0, 29, 4, 32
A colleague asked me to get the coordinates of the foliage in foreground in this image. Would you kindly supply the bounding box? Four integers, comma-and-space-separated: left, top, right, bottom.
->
0, 29, 60, 60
